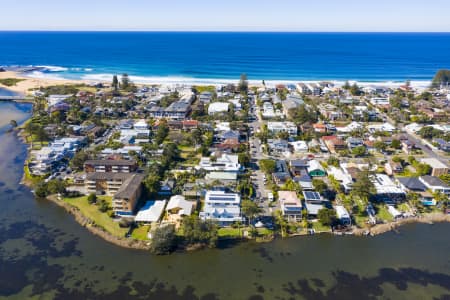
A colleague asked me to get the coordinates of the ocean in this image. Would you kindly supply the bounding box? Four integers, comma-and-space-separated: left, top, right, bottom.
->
1, 31, 450, 85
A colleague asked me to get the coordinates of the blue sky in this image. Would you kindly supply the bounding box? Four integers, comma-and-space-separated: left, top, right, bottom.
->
1, 0, 449, 31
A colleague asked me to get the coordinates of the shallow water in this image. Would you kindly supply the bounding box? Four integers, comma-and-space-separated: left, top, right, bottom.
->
0, 103, 449, 300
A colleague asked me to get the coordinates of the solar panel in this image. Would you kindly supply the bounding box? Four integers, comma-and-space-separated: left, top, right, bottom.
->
304, 191, 321, 200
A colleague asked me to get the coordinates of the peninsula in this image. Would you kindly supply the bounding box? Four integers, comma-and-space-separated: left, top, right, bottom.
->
3, 70, 449, 254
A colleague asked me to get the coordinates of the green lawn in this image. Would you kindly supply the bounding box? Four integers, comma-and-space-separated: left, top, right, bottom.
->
131, 225, 150, 240
0, 78, 25, 87
375, 204, 393, 222
63, 196, 128, 237
218, 227, 243, 238
311, 221, 331, 232
353, 214, 368, 228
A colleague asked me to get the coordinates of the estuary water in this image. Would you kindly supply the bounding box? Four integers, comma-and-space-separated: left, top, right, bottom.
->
0, 101, 449, 299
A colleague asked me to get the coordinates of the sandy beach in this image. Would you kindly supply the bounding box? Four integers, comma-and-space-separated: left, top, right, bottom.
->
0, 71, 85, 95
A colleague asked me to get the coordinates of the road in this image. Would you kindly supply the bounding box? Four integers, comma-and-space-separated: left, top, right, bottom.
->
247, 99, 273, 216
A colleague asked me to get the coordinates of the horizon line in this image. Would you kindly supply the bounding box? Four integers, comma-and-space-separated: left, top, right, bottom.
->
1, 30, 450, 34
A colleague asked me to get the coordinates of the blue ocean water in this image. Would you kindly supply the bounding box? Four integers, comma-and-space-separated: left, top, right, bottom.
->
1, 31, 450, 83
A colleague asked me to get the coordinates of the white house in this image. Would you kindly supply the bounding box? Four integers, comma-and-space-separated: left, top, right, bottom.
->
289, 141, 308, 153
199, 190, 242, 226
196, 154, 241, 172
267, 122, 298, 136
165, 195, 194, 223
135, 200, 167, 223
419, 176, 450, 195
208, 102, 230, 115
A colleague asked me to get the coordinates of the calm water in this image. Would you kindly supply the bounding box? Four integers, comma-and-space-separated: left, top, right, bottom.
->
0, 102, 449, 299
1, 32, 450, 83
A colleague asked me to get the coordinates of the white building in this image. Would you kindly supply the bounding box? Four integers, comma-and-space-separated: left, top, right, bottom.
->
267, 122, 298, 136
199, 190, 242, 226
367, 123, 396, 133
289, 141, 308, 153
208, 102, 230, 115
335, 205, 351, 225
135, 200, 167, 223
196, 154, 241, 172
369, 97, 390, 106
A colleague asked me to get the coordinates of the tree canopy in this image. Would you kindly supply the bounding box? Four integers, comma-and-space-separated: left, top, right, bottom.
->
431, 69, 450, 88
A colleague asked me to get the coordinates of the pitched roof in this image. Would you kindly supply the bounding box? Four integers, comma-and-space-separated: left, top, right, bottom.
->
397, 177, 427, 191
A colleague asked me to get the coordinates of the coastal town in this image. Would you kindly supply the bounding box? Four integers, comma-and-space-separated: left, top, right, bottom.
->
1, 69, 449, 254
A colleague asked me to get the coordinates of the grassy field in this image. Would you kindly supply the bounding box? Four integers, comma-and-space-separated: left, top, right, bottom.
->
63, 195, 128, 237
0, 78, 25, 87
218, 227, 243, 238
131, 225, 150, 240
375, 204, 393, 222
311, 221, 331, 232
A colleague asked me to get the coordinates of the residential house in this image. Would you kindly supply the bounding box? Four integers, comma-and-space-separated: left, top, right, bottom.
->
289, 159, 309, 176
307, 160, 326, 177
278, 191, 302, 222
335, 205, 351, 226
199, 190, 242, 226
289, 141, 309, 153
208, 102, 230, 115
135, 200, 167, 223
419, 176, 450, 195
321, 136, 346, 153
267, 139, 290, 154
272, 160, 292, 185
384, 160, 403, 176
165, 195, 194, 224
372, 174, 406, 203
347, 137, 364, 150
419, 158, 449, 177
196, 154, 241, 172
267, 122, 298, 136
303, 191, 327, 217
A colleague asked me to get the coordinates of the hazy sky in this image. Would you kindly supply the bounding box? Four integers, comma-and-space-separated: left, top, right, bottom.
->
1, 0, 449, 31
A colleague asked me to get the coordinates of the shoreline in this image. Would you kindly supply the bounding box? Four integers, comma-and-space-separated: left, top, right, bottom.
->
0, 69, 433, 92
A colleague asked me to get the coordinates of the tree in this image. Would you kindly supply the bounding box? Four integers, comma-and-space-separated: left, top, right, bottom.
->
352, 146, 366, 157
46, 179, 66, 195
70, 150, 90, 171
431, 69, 450, 88
274, 210, 288, 237
390, 139, 401, 149
154, 122, 169, 145
415, 163, 431, 176
191, 129, 203, 147
351, 170, 375, 201
312, 179, 328, 194
121, 73, 130, 90
34, 182, 49, 198
317, 208, 336, 226
238, 73, 248, 94
342, 81, 351, 90
87, 193, 97, 204
98, 199, 110, 213
150, 224, 177, 255
112, 75, 119, 91
241, 200, 262, 224
350, 83, 362, 96
144, 174, 161, 197
181, 215, 218, 248
238, 152, 250, 167
259, 159, 276, 175
374, 141, 387, 152
327, 156, 340, 167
